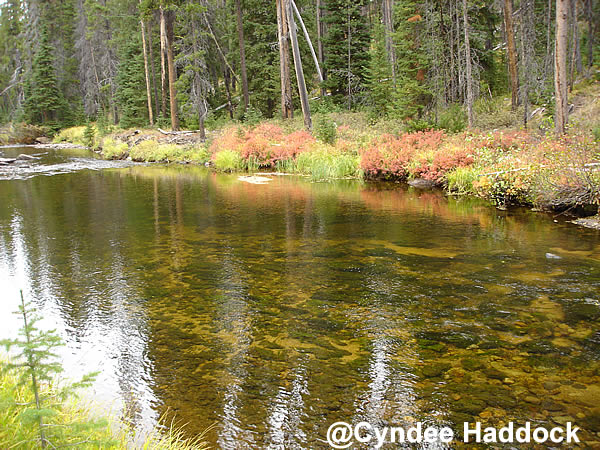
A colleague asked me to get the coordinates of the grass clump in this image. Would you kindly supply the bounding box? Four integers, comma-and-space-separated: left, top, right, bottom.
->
130, 140, 182, 162
53, 126, 94, 146
213, 149, 244, 172
294, 147, 360, 181
101, 137, 129, 159
447, 166, 480, 195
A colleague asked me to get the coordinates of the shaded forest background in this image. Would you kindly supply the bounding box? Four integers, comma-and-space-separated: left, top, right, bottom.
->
0, 0, 598, 135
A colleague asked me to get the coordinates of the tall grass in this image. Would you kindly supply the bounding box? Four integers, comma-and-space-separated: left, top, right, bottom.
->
53, 126, 94, 146
446, 166, 480, 195
293, 148, 361, 181
101, 137, 129, 159
213, 149, 244, 172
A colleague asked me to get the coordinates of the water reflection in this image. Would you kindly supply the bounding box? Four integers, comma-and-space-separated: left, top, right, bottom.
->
1, 159, 599, 447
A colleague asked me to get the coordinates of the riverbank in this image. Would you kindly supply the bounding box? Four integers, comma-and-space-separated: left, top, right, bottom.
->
0, 357, 209, 449
5, 82, 600, 223
53, 124, 599, 221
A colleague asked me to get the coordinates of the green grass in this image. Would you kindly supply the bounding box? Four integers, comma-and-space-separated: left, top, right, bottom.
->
0, 358, 210, 449
53, 126, 97, 146
291, 148, 361, 181
446, 166, 480, 195
101, 137, 129, 159
213, 149, 244, 172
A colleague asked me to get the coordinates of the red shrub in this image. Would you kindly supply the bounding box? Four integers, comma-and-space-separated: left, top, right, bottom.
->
360, 130, 446, 179
411, 149, 474, 182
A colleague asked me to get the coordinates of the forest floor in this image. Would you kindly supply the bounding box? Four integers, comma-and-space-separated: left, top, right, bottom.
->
2, 81, 599, 223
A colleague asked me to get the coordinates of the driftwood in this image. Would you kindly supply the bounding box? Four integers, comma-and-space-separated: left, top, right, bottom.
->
158, 128, 198, 136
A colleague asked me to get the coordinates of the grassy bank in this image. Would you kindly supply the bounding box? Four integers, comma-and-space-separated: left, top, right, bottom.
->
0, 358, 208, 449
48, 82, 600, 213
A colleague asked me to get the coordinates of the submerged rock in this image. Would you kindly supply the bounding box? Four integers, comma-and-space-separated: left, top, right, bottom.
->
408, 178, 436, 189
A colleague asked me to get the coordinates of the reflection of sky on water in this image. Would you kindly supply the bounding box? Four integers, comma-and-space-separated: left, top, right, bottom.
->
0, 204, 158, 434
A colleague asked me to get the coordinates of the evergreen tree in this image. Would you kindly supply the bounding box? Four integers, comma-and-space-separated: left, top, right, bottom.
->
0, 292, 108, 448
392, 0, 430, 119
115, 36, 149, 128
365, 23, 397, 118
322, 0, 370, 107
23, 26, 68, 127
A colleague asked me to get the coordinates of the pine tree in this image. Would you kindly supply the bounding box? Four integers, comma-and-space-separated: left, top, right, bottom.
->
23, 26, 68, 127
116, 36, 149, 128
322, 0, 370, 107
392, 0, 430, 120
365, 23, 397, 118
0, 291, 108, 448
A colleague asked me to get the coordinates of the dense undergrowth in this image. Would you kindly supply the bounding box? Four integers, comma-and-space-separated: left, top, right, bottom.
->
19, 82, 600, 213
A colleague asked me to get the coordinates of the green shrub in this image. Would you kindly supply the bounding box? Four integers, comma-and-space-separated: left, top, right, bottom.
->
447, 166, 480, 195
438, 104, 467, 133
242, 105, 263, 126
186, 144, 211, 164
83, 121, 96, 148
101, 137, 129, 159
593, 124, 600, 142
315, 115, 337, 145
53, 126, 91, 145
404, 118, 435, 133
213, 149, 244, 172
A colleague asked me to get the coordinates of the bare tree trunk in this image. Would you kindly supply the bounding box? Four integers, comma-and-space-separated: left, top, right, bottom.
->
555, 0, 569, 134
587, 0, 594, 67
140, 9, 154, 125
148, 20, 160, 120
545, 0, 554, 80
287, 0, 312, 130
316, 0, 326, 97
224, 69, 234, 119
569, 0, 582, 87
520, 1, 531, 128
382, 0, 396, 84
291, 0, 323, 82
160, 6, 168, 118
235, 0, 249, 111
165, 9, 179, 130
463, 0, 474, 128
449, 1, 456, 103
277, 0, 293, 118
503, 0, 520, 110
347, 5, 351, 110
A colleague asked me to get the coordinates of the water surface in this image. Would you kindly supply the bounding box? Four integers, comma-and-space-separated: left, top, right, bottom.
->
1, 146, 599, 448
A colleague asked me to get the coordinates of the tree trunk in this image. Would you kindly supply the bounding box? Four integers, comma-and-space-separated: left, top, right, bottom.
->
148, 20, 160, 120
503, 0, 520, 110
569, 0, 582, 87
587, 0, 594, 67
159, 6, 168, 118
520, 1, 531, 128
140, 9, 154, 125
235, 0, 249, 111
555, 0, 569, 134
165, 8, 179, 130
316, 0, 326, 97
463, 0, 474, 128
382, 0, 396, 84
277, 0, 293, 118
287, 0, 312, 130
291, 0, 323, 82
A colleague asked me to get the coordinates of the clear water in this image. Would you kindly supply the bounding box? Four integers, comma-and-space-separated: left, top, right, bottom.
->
1, 146, 599, 448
